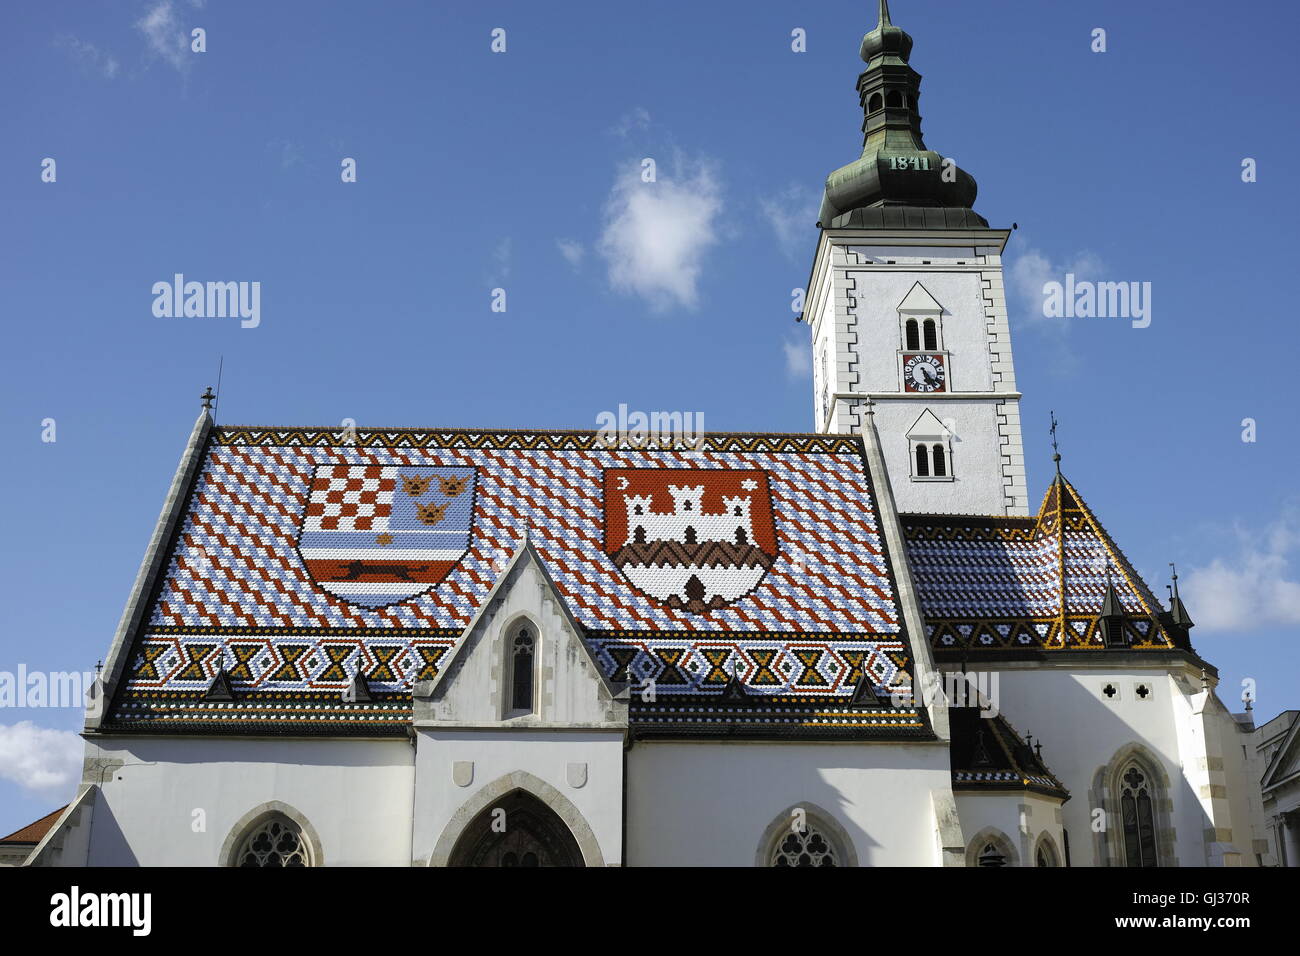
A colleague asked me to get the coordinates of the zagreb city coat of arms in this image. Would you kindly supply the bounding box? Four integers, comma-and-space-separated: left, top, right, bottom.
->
296, 465, 476, 608
602, 468, 778, 613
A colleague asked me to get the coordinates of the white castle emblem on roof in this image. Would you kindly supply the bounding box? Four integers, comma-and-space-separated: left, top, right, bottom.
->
622, 481, 757, 548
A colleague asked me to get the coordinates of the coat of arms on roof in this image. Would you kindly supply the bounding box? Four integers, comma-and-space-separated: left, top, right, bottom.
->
601, 468, 777, 614
295, 464, 477, 608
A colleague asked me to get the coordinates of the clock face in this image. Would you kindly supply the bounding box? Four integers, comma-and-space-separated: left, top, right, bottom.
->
903, 353, 946, 393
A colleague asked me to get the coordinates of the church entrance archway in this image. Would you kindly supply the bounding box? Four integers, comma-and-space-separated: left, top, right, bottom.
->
447, 789, 584, 867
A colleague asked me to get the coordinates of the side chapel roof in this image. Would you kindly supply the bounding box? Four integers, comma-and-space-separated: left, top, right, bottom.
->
948, 707, 1069, 801
901, 475, 1196, 660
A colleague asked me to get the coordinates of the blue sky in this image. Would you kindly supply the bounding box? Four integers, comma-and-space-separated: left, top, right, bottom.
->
1, 0, 1298, 835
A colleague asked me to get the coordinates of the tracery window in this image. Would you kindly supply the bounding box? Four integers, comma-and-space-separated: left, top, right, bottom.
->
235, 816, 311, 867
1119, 764, 1158, 866
770, 825, 839, 867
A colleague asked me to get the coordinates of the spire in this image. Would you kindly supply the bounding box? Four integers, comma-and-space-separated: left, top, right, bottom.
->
1167, 562, 1195, 631
818, 0, 984, 229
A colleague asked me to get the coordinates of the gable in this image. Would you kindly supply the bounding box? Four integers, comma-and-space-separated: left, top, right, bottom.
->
896, 281, 944, 314
416, 544, 624, 727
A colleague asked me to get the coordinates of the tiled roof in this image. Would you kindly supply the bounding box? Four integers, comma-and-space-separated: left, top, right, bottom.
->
0, 805, 66, 845
948, 707, 1069, 800
902, 477, 1186, 657
103, 426, 920, 736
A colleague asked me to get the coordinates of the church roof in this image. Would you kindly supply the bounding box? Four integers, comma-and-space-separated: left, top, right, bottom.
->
99, 420, 926, 737
0, 805, 66, 847
948, 707, 1069, 801
901, 475, 1192, 659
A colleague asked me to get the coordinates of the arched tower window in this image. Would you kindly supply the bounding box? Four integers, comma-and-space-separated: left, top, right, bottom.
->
867, 92, 883, 113
886, 90, 903, 108
905, 318, 920, 351
233, 815, 312, 867
931, 443, 946, 477
1119, 763, 1159, 866
510, 626, 535, 714
922, 318, 938, 351
914, 444, 930, 477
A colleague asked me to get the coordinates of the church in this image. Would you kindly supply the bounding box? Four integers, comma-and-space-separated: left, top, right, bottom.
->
14, 2, 1291, 868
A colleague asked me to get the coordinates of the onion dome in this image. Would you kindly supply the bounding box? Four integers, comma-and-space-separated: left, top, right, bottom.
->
818, 0, 986, 229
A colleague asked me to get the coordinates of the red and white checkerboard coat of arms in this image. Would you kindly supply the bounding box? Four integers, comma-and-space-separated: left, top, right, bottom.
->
296, 465, 476, 608
602, 468, 778, 613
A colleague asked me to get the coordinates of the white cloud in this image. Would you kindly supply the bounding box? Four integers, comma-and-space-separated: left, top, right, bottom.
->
267, 138, 302, 171
783, 337, 811, 379
556, 238, 584, 270
760, 184, 819, 260
492, 237, 512, 280
0, 722, 83, 795
610, 107, 651, 139
1183, 508, 1300, 633
1007, 246, 1105, 326
136, 1, 190, 72
599, 155, 722, 311
56, 36, 120, 79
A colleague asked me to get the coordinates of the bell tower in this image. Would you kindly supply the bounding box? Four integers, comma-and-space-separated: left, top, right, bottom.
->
803, 1, 1028, 517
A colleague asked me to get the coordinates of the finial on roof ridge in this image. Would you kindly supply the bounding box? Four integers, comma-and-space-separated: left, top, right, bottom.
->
1049, 410, 1062, 475
200, 386, 216, 411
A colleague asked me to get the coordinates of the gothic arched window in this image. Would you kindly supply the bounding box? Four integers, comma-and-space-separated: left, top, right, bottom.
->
510, 626, 535, 714
1035, 837, 1060, 867
905, 318, 920, 351
771, 825, 839, 867
1119, 764, 1159, 866
758, 804, 857, 867
234, 816, 312, 868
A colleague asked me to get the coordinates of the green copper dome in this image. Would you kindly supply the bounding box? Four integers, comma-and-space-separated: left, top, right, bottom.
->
818, 0, 986, 230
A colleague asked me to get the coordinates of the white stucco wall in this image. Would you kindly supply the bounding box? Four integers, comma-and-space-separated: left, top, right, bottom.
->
968, 664, 1259, 867
80, 736, 414, 866
870, 398, 1009, 514
412, 730, 623, 866
955, 791, 1065, 867
626, 740, 954, 866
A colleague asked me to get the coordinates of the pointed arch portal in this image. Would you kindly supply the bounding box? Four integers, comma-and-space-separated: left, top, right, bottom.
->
447, 789, 584, 867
